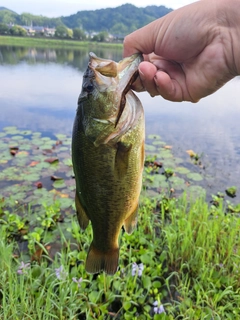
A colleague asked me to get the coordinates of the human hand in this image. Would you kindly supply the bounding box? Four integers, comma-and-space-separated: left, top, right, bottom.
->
123, 0, 240, 102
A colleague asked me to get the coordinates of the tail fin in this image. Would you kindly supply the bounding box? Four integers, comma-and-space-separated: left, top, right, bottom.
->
85, 243, 119, 275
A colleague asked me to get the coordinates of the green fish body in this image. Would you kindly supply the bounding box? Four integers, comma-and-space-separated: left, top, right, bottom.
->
72, 52, 144, 274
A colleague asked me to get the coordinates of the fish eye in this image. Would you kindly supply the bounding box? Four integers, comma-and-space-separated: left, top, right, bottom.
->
85, 83, 94, 93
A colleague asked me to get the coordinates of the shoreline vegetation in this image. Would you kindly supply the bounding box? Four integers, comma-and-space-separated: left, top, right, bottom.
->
0, 35, 123, 49
0, 127, 240, 318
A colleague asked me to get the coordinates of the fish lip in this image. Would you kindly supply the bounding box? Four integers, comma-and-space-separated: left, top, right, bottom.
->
114, 53, 143, 127
118, 53, 143, 70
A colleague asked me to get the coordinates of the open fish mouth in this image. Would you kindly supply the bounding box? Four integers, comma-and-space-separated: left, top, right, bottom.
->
88, 52, 143, 126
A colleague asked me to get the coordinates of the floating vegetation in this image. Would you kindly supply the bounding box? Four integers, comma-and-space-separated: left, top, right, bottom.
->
0, 127, 240, 318
225, 186, 237, 198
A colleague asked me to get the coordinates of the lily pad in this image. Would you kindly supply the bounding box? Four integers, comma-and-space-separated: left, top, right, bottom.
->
187, 185, 206, 198
145, 144, 157, 151
52, 180, 66, 189
148, 134, 161, 140
152, 140, 166, 146
55, 133, 67, 140
186, 172, 203, 181
168, 176, 186, 190
3, 126, 18, 131
176, 167, 190, 175
150, 174, 168, 189
24, 173, 41, 182
21, 130, 32, 135
159, 150, 173, 159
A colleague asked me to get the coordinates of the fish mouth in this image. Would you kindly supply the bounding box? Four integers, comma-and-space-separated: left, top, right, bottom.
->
115, 54, 143, 127
88, 52, 143, 127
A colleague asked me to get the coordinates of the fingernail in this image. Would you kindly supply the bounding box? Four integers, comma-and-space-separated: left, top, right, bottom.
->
154, 75, 159, 88
139, 69, 145, 81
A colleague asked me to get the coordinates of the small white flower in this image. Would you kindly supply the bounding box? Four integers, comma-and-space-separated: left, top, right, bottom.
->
153, 301, 165, 314
132, 262, 144, 277
72, 277, 83, 288
17, 261, 30, 275
55, 265, 68, 280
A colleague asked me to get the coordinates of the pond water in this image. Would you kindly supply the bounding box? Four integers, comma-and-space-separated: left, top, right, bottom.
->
1, 45, 240, 202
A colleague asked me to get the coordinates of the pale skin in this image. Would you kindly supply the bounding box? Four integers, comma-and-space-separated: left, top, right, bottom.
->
123, 0, 240, 102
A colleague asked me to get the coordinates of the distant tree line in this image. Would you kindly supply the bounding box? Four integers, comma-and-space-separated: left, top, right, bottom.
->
0, 4, 172, 37
0, 22, 116, 42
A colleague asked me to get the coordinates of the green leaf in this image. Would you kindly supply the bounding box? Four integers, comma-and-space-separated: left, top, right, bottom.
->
148, 134, 161, 140
123, 301, 131, 311
142, 275, 151, 289
176, 167, 190, 174
55, 133, 67, 140
186, 172, 203, 181
52, 180, 66, 189
145, 144, 157, 151
89, 291, 99, 303
141, 252, 155, 264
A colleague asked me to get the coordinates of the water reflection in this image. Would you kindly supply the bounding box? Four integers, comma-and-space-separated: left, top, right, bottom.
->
1, 45, 240, 201
0, 45, 123, 71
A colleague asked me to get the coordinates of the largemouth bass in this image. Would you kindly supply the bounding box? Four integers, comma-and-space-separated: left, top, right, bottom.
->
72, 52, 144, 275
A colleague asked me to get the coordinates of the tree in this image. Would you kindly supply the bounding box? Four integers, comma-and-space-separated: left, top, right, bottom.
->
66, 28, 73, 38
9, 25, 27, 36
91, 31, 109, 42
55, 25, 68, 38
0, 23, 9, 34
73, 28, 86, 40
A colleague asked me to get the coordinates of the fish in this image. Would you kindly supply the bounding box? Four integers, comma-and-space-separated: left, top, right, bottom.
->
71, 52, 145, 275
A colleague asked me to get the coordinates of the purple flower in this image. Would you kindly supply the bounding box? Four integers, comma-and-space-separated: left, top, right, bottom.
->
72, 277, 83, 288
17, 261, 30, 275
132, 262, 144, 276
153, 301, 165, 314
55, 265, 68, 280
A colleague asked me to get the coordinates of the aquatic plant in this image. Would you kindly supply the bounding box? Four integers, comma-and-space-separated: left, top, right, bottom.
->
0, 127, 240, 318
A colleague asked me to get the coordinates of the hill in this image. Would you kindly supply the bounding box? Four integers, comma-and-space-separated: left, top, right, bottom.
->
61, 4, 172, 34
0, 4, 172, 35
0, 7, 17, 13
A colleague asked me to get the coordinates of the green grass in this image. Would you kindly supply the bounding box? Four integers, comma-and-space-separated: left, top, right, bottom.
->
0, 128, 240, 318
0, 195, 239, 319
0, 35, 123, 49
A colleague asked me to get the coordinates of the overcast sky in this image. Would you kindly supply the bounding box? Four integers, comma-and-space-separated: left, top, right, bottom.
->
2, 0, 197, 17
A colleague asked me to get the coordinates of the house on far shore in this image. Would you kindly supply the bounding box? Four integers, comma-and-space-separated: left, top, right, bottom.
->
22, 25, 56, 36
22, 26, 35, 36
44, 28, 55, 37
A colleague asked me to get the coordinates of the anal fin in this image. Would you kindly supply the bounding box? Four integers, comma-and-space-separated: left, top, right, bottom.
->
75, 192, 89, 230
123, 205, 139, 234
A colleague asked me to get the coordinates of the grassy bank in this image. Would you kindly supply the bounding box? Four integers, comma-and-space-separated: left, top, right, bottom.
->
1, 195, 239, 319
0, 35, 123, 49
0, 127, 240, 319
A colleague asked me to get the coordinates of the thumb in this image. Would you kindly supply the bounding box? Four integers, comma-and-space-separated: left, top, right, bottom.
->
123, 19, 162, 57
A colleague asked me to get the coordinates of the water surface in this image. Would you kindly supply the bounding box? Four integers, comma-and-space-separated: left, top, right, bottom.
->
1, 45, 240, 202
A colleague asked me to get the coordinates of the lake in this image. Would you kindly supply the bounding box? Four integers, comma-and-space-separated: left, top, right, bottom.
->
1, 45, 240, 202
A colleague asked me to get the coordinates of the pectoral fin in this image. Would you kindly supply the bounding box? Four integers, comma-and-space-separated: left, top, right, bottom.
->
123, 205, 139, 234
115, 141, 132, 175
75, 192, 89, 230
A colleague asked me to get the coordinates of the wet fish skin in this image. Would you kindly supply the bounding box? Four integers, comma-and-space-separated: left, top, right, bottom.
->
72, 52, 144, 275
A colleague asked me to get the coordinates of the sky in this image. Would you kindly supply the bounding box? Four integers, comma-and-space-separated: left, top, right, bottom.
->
2, 0, 197, 17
